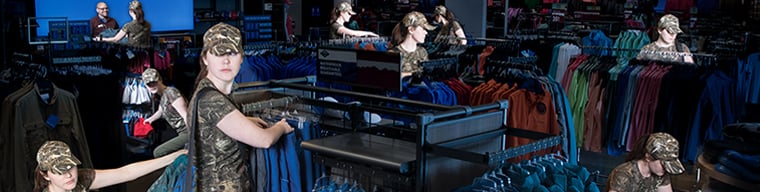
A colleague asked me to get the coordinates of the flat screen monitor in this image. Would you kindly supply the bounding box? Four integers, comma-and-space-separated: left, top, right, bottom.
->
34, 0, 194, 37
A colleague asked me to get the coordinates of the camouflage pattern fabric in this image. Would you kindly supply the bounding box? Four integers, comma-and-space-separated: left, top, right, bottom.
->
189, 78, 249, 191
389, 46, 429, 74
607, 161, 671, 192
203, 23, 242, 56
645, 133, 684, 175
142, 68, 160, 83
160, 87, 187, 133
435, 21, 463, 45
122, 20, 151, 48
37, 141, 95, 192
636, 43, 690, 63
330, 22, 344, 39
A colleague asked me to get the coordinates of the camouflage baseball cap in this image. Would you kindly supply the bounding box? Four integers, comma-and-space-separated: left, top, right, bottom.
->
37, 141, 81, 175
336, 1, 356, 15
433, 5, 447, 16
202, 23, 242, 56
646, 132, 684, 175
129, 0, 141, 10
142, 68, 160, 83
658, 14, 683, 34
402, 11, 436, 31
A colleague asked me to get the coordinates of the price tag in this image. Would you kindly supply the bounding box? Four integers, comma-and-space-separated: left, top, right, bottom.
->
690, 7, 698, 14
586, 6, 601, 11
624, 3, 634, 9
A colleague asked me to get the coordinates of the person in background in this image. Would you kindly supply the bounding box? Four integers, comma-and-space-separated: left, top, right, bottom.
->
33, 140, 186, 192
432, 5, 467, 45
188, 22, 294, 191
329, 1, 378, 39
636, 14, 694, 63
89, 1, 119, 38
94, 0, 151, 48
389, 11, 437, 77
606, 132, 685, 192
140, 68, 190, 158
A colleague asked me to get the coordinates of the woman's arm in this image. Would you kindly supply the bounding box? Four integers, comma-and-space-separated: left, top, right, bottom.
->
97, 29, 127, 42
171, 97, 189, 124
145, 107, 163, 124
454, 28, 467, 45
657, 184, 673, 192
336, 26, 379, 37
89, 149, 187, 189
216, 110, 293, 148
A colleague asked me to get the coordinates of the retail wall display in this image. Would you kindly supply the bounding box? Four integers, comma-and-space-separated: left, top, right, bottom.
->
34, 0, 194, 36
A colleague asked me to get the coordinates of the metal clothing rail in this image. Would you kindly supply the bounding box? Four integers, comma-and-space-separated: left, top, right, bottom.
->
236, 77, 563, 191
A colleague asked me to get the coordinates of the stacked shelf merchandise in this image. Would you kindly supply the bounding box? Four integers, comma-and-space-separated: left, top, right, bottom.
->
49, 20, 90, 51
244, 15, 273, 42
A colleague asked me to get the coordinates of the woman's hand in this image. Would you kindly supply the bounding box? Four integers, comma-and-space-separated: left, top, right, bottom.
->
272, 119, 294, 134
363, 32, 379, 37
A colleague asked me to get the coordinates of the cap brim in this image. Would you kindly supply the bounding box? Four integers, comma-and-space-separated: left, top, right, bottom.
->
662, 159, 685, 175
422, 23, 436, 31
51, 157, 81, 174
348, 10, 356, 15
206, 39, 241, 56
667, 26, 683, 34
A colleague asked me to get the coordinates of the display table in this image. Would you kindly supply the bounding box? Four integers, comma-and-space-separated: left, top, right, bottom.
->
696, 154, 759, 191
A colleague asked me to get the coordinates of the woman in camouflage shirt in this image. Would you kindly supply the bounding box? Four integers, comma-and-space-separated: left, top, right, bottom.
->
188, 23, 294, 191
34, 141, 185, 192
607, 133, 685, 192
389, 11, 437, 77
141, 68, 190, 158
93, 0, 151, 48
636, 14, 694, 64
432, 5, 467, 45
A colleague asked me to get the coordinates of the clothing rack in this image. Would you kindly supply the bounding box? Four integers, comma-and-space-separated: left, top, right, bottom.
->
233, 77, 563, 191
240, 96, 300, 113
325, 36, 389, 45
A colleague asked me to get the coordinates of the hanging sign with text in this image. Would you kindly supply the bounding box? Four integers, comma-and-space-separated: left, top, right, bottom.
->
317, 48, 402, 91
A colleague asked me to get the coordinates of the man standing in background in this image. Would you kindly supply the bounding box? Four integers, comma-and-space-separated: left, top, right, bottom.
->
89, 1, 119, 37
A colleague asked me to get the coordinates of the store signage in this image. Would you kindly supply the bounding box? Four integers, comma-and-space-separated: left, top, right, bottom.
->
317, 48, 402, 91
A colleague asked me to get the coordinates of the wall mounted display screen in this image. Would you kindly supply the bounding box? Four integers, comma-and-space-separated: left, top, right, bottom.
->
35, 0, 193, 36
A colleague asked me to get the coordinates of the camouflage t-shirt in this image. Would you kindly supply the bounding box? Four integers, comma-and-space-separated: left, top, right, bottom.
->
389, 46, 429, 74
329, 22, 344, 39
636, 42, 690, 63
122, 21, 151, 48
607, 161, 671, 192
41, 168, 95, 192
160, 86, 187, 133
435, 21, 463, 45
189, 78, 249, 192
